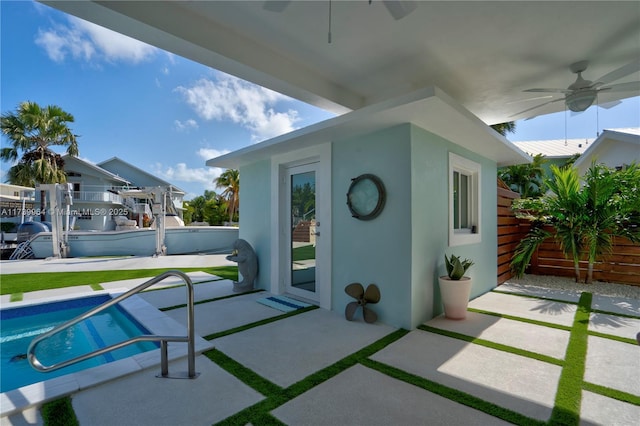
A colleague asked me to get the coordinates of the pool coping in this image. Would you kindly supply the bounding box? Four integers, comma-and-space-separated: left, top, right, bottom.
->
0, 288, 214, 417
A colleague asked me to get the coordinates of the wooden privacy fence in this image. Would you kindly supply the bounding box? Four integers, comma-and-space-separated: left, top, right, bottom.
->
527, 230, 640, 285
497, 185, 524, 284
497, 182, 640, 286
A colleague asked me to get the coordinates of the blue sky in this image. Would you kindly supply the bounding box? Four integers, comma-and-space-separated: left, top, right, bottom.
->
2, 1, 639, 200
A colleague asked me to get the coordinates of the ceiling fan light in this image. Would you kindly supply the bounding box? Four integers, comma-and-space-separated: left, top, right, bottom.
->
566, 90, 597, 112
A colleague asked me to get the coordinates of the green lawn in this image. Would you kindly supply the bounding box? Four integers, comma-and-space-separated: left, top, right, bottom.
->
292, 244, 315, 261
0, 266, 238, 295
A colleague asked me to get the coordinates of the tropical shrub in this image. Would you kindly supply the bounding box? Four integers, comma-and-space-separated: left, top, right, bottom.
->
511, 162, 640, 283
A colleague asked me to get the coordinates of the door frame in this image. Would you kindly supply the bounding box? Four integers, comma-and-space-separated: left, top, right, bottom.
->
270, 144, 332, 310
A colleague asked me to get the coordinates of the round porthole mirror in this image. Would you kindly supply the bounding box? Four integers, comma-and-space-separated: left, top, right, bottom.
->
346, 174, 386, 220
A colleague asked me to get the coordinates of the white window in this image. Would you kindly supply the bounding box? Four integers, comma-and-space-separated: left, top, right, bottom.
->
449, 152, 481, 246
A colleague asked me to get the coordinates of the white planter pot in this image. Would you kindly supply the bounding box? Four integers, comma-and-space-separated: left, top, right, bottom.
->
438, 276, 472, 319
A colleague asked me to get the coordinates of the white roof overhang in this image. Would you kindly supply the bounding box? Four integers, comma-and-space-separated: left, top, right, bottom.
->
207, 86, 531, 169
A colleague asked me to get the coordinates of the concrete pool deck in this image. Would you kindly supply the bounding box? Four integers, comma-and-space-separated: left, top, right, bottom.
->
1, 254, 639, 425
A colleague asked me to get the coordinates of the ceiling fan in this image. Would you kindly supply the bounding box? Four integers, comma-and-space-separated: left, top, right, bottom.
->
511, 59, 640, 118
263, 0, 417, 20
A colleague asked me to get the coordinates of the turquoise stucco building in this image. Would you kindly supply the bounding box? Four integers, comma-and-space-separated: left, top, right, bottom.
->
208, 87, 531, 329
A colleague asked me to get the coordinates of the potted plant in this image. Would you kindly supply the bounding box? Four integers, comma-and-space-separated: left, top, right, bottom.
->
438, 254, 474, 319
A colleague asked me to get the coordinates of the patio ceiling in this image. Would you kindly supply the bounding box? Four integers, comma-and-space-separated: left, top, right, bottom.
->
42, 1, 640, 125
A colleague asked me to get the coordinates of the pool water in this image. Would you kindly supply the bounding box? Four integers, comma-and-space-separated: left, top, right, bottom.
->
1, 295, 158, 393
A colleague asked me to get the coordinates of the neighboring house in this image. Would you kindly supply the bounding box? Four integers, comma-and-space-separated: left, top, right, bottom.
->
59, 155, 131, 231
573, 129, 640, 176
510, 127, 640, 175
28, 156, 186, 231
98, 157, 186, 216
207, 87, 530, 329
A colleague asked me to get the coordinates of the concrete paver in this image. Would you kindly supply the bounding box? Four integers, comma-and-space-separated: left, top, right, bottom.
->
70, 355, 264, 426
588, 312, 640, 340
370, 330, 562, 422
592, 293, 640, 316
272, 364, 512, 425
138, 277, 231, 308
212, 308, 395, 388
580, 391, 640, 426
1, 259, 638, 425
469, 290, 577, 326
166, 291, 281, 337
426, 311, 570, 360
584, 336, 640, 396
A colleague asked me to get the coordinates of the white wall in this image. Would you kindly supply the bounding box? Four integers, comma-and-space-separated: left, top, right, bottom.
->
238, 159, 273, 290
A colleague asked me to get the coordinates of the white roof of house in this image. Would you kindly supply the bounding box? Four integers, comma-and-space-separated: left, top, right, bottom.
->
510, 128, 640, 158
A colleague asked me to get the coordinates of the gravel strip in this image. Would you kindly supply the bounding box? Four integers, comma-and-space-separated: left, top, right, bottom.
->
502, 274, 640, 300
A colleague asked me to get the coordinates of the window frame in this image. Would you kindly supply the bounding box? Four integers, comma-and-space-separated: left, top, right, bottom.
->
448, 152, 481, 246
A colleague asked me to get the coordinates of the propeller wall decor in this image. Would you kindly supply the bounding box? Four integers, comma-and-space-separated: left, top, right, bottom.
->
512, 59, 640, 118
344, 282, 380, 323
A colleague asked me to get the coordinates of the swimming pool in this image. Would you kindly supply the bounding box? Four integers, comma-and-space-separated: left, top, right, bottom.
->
1, 295, 157, 393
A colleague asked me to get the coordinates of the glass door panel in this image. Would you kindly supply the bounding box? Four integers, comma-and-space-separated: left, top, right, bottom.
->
289, 167, 317, 295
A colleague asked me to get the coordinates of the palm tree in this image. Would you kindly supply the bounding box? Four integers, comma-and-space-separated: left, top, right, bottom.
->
214, 169, 239, 223
490, 122, 516, 136
1, 101, 79, 220
498, 153, 548, 198
511, 165, 586, 281
511, 163, 640, 283
581, 162, 640, 283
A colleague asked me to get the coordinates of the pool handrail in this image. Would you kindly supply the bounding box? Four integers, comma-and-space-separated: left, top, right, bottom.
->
27, 270, 197, 379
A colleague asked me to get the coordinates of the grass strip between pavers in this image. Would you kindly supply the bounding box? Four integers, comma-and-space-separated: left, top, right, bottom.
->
582, 381, 640, 406
590, 308, 640, 320
492, 289, 580, 305
467, 307, 572, 332
494, 289, 640, 320
160, 289, 265, 311
205, 349, 282, 397
212, 329, 409, 426
587, 330, 638, 345
9, 293, 22, 302
202, 305, 318, 341
418, 324, 564, 366
548, 292, 592, 426
40, 396, 79, 426
361, 358, 545, 426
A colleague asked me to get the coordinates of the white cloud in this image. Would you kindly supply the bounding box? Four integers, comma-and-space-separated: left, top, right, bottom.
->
35, 16, 157, 64
196, 148, 230, 161
174, 119, 199, 133
151, 162, 222, 191
175, 74, 300, 142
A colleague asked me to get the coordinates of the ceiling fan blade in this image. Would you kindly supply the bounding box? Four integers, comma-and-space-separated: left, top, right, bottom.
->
263, 1, 291, 12
363, 307, 378, 323
524, 88, 571, 94
345, 282, 364, 299
382, 0, 417, 20
509, 98, 564, 118
595, 59, 640, 85
599, 81, 640, 93
599, 100, 622, 109
345, 301, 359, 321
363, 284, 381, 304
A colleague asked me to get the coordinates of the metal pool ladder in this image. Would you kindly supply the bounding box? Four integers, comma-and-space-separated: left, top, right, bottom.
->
27, 270, 198, 379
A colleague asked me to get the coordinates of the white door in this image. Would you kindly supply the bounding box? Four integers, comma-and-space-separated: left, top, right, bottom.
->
286, 162, 321, 301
